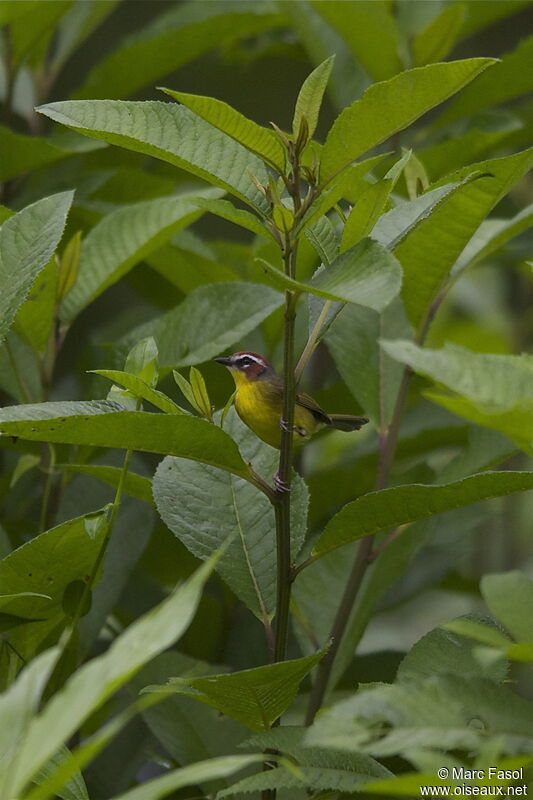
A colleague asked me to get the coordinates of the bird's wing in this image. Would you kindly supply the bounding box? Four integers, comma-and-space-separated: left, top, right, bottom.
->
295, 391, 331, 425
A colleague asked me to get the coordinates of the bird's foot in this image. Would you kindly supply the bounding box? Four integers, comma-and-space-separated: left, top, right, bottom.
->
274, 470, 291, 493
279, 417, 292, 433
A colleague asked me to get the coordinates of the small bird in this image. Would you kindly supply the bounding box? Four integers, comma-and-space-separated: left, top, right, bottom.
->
215, 352, 368, 450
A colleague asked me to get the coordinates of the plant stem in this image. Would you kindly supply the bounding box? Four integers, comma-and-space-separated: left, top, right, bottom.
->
305, 367, 412, 724
274, 284, 298, 663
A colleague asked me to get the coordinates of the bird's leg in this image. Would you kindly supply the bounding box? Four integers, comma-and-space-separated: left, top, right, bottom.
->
280, 417, 293, 433
274, 470, 291, 493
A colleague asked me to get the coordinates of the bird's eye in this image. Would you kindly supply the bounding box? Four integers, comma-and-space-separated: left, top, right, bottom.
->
239, 357, 251, 368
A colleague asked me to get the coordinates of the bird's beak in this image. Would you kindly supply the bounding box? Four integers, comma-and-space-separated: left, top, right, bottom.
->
214, 357, 232, 366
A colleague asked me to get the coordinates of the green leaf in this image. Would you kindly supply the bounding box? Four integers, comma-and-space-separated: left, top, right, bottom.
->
412, 4, 466, 67
442, 618, 512, 649
8, 0, 70, 67
56, 231, 82, 304
60, 190, 221, 323
14, 257, 57, 355
302, 154, 388, 227
340, 180, 393, 251
481, 571, 533, 644
219, 759, 385, 796
306, 674, 533, 758
324, 297, 410, 426
124, 337, 159, 386
454, 203, 533, 276
371, 180, 468, 249
292, 55, 334, 141
305, 216, 339, 266
395, 149, 533, 329
10, 453, 41, 488
0, 192, 73, 345
0, 510, 108, 658
0, 125, 68, 181
145, 649, 325, 732
37, 101, 269, 213
31, 744, 90, 800
120, 282, 283, 368
435, 36, 533, 128
51, 1, 120, 75
224, 727, 390, 795
320, 58, 495, 184
189, 366, 212, 420
90, 371, 184, 415
425, 391, 533, 455
312, 471, 533, 558
153, 408, 308, 619
257, 238, 402, 312
0, 401, 250, 480
160, 88, 284, 168
6, 558, 217, 799
105, 755, 262, 800
192, 197, 272, 240
0, 648, 62, 797
382, 340, 533, 413
313, 1, 403, 82
58, 464, 154, 506
72, 2, 284, 100
398, 620, 508, 683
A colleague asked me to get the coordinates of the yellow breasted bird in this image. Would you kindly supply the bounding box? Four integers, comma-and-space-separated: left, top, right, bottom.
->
215, 352, 368, 449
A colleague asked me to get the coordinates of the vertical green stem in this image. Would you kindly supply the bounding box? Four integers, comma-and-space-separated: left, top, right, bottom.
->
274, 281, 298, 663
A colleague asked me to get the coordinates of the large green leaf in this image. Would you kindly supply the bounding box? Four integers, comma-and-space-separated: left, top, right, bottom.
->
0, 509, 108, 657
145, 650, 325, 733
320, 58, 495, 183
153, 409, 308, 619
397, 621, 508, 684
312, 472, 533, 558
60, 189, 222, 323
453, 203, 533, 275
435, 36, 533, 128
313, 1, 403, 81
0, 126, 69, 181
481, 572, 533, 644
72, 1, 284, 100
192, 197, 272, 241
161, 89, 284, 168
120, 282, 283, 368
37, 101, 269, 212
0, 648, 61, 797
395, 149, 533, 329
90, 371, 184, 415
6, 558, 216, 799
382, 341, 533, 412
0, 192, 73, 345
324, 297, 410, 426
0, 401, 250, 479
256, 238, 402, 312
306, 674, 533, 758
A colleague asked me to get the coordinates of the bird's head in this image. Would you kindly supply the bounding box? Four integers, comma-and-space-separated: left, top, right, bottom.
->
215, 352, 275, 384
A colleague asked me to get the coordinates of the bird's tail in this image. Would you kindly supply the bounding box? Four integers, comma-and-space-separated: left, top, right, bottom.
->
327, 414, 369, 432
